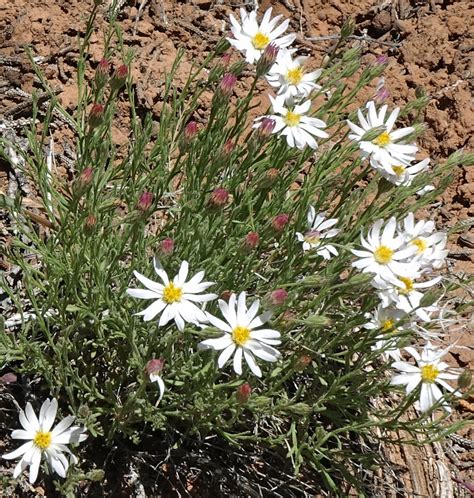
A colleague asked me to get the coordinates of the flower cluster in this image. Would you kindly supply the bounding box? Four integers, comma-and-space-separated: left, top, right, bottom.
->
228, 7, 327, 149
2, 399, 87, 484
347, 101, 432, 188
352, 213, 459, 412
127, 259, 282, 379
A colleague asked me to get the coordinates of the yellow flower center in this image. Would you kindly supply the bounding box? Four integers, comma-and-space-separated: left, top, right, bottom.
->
410, 238, 428, 254
397, 276, 414, 295
420, 364, 439, 384
34, 431, 52, 450
392, 165, 406, 177
381, 319, 395, 332
374, 245, 394, 264
252, 32, 270, 50
162, 282, 183, 304
232, 326, 251, 347
373, 131, 391, 147
284, 111, 301, 127
286, 66, 304, 85
304, 230, 320, 245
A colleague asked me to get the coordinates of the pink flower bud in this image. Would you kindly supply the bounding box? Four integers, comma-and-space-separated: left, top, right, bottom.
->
159, 237, 174, 256
375, 86, 390, 103
210, 188, 229, 207
89, 103, 104, 127
236, 383, 252, 404
272, 213, 289, 232
111, 64, 128, 91
295, 354, 312, 371
220, 290, 233, 301
269, 288, 288, 306
184, 121, 198, 141
258, 117, 276, 137
219, 73, 237, 98
220, 53, 232, 68
0, 372, 17, 384
137, 191, 153, 212
95, 58, 110, 87
146, 358, 165, 376
256, 43, 279, 76
376, 54, 388, 65
222, 139, 235, 156
79, 167, 94, 186
243, 231, 259, 250
259, 167, 279, 189
85, 214, 97, 231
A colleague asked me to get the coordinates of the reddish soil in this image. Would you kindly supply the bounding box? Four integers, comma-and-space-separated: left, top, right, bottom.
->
0, 0, 472, 496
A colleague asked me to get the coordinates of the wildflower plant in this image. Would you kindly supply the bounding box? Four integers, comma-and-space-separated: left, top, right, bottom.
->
0, 3, 472, 494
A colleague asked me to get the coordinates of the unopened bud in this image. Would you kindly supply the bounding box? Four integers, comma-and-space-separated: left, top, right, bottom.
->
220, 290, 233, 301
222, 139, 235, 156
295, 354, 312, 371
376, 54, 388, 65
243, 231, 259, 250
215, 37, 231, 55
79, 167, 94, 186
89, 103, 104, 128
146, 358, 165, 377
258, 117, 276, 137
159, 238, 174, 257
85, 214, 97, 231
236, 383, 252, 404
256, 43, 279, 76
375, 86, 390, 103
209, 188, 229, 207
184, 121, 198, 142
88, 469, 105, 482
218, 73, 237, 98
137, 191, 153, 212
0, 372, 17, 384
259, 167, 279, 189
220, 53, 232, 68
458, 369, 472, 390
272, 213, 289, 232
111, 64, 128, 91
268, 288, 288, 306
95, 58, 110, 88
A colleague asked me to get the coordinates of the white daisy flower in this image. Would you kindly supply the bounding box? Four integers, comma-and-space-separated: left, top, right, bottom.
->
398, 213, 448, 269
266, 51, 322, 102
198, 292, 281, 377
363, 305, 408, 361
391, 342, 461, 413
254, 95, 328, 149
296, 206, 339, 259
228, 7, 296, 64
347, 101, 418, 167
378, 157, 430, 187
126, 258, 218, 331
372, 273, 441, 322
2, 398, 87, 484
352, 217, 419, 281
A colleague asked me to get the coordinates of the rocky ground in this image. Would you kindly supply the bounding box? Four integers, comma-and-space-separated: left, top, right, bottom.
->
0, 0, 472, 496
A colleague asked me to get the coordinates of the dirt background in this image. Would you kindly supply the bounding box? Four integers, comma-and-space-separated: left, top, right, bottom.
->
0, 0, 473, 496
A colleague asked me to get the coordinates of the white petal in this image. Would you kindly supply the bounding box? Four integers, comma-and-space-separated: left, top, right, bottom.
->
28, 448, 41, 484
135, 299, 167, 322
126, 288, 159, 300
199, 334, 232, 351
2, 441, 34, 460
233, 347, 243, 375
218, 344, 237, 368
243, 350, 262, 377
